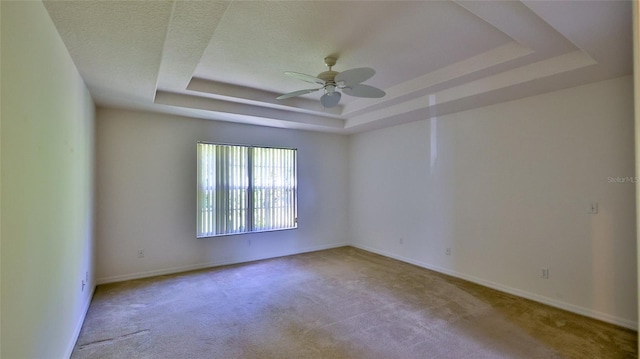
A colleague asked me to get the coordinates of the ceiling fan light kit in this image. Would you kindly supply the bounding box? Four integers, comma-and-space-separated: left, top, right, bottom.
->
277, 56, 386, 108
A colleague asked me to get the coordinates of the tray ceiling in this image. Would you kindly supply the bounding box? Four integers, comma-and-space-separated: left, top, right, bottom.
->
43, 0, 632, 134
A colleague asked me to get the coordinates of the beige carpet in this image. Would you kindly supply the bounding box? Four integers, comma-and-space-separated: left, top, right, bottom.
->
72, 247, 636, 358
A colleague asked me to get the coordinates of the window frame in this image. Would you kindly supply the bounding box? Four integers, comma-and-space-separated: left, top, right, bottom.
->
196, 141, 298, 238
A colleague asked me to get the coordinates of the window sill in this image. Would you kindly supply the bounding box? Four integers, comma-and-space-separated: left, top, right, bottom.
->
197, 225, 298, 239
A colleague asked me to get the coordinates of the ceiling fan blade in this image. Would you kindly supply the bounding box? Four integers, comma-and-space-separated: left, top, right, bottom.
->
343, 84, 386, 98
276, 88, 320, 100
320, 92, 341, 108
284, 71, 325, 85
335, 67, 375, 86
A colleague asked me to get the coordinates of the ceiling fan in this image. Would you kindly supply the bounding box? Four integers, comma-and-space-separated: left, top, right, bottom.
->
276, 57, 386, 108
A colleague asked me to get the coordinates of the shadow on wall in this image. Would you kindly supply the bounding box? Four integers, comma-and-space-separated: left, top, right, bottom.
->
591, 197, 637, 323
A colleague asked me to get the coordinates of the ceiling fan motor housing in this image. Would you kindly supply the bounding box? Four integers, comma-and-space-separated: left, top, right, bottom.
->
318, 70, 338, 83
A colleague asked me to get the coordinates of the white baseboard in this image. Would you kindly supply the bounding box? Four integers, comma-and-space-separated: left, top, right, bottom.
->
65, 284, 96, 359
96, 242, 349, 285
350, 243, 638, 331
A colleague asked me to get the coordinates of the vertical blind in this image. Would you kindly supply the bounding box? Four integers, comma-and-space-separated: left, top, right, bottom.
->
197, 143, 297, 237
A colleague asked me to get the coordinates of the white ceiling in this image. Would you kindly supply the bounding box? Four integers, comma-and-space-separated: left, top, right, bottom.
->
43, 0, 632, 134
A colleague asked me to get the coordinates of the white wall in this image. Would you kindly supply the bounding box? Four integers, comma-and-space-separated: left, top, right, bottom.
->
349, 76, 637, 329
1, 2, 96, 358
95, 108, 349, 283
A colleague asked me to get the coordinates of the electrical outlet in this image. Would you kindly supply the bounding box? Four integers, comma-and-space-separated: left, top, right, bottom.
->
137, 249, 144, 258
588, 202, 598, 214
445, 248, 451, 256
540, 267, 549, 279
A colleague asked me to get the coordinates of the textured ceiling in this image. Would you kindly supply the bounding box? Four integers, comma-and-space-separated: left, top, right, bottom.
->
43, 0, 632, 134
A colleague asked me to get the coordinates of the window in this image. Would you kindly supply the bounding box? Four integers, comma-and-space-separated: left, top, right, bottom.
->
197, 143, 297, 237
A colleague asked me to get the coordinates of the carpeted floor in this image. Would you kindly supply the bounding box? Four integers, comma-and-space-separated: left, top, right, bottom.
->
72, 246, 636, 358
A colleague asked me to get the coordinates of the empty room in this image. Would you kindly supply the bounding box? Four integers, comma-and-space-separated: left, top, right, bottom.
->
2, 0, 639, 358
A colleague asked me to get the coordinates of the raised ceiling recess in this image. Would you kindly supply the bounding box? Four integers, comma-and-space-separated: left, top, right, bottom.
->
43, 0, 632, 134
